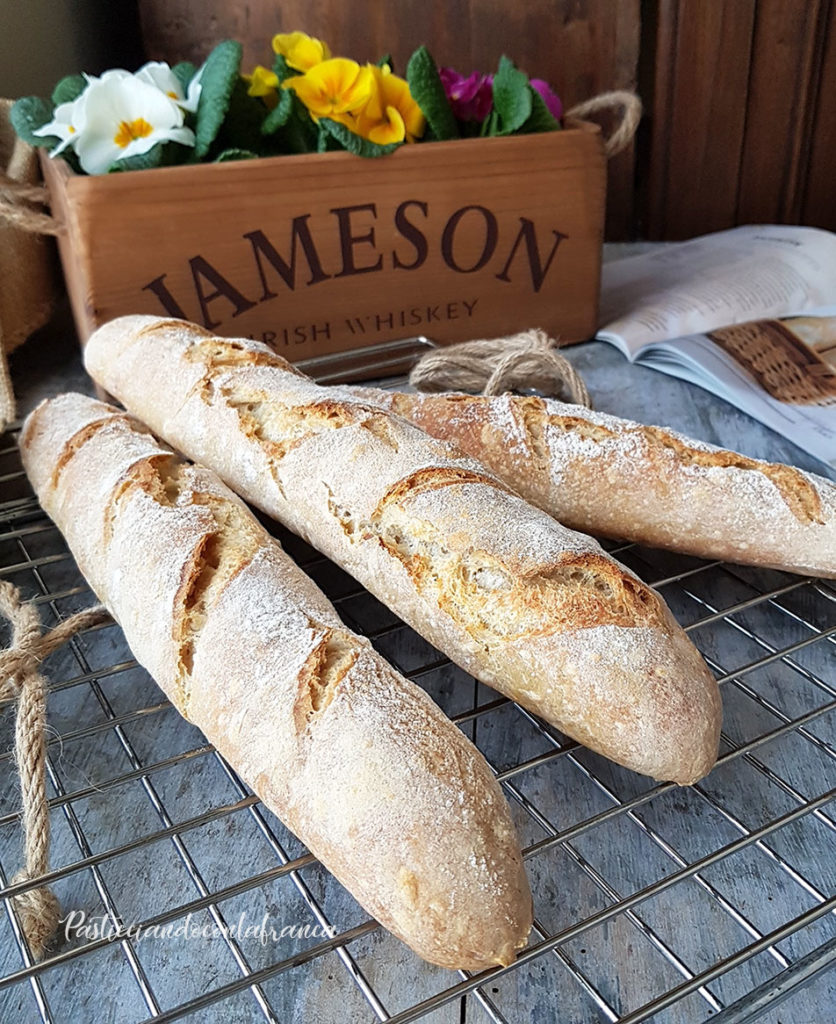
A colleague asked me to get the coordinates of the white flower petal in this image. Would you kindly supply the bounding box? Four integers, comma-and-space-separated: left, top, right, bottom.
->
124, 78, 185, 126
32, 120, 63, 139
166, 125, 196, 147
74, 132, 123, 174
117, 132, 162, 161
98, 69, 133, 82
33, 100, 84, 157
49, 135, 76, 157
181, 64, 205, 113
60, 69, 197, 173
136, 61, 185, 103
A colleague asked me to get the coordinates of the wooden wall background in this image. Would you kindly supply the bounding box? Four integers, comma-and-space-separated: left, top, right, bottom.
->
137, 0, 836, 241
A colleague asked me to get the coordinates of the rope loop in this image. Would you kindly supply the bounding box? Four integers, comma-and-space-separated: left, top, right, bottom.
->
565, 90, 642, 158
0, 172, 60, 236
408, 328, 592, 407
0, 580, 108, 959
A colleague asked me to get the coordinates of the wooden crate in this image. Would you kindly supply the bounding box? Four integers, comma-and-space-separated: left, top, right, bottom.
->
41, 119, 605, 362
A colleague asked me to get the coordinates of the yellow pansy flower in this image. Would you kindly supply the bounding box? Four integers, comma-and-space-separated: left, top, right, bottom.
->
354, 64, 426, 145
284, 58, 373, 122
272, 31, 331, 72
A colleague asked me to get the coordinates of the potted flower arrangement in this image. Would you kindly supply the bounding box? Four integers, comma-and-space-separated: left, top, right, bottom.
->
10, 32, 636, 363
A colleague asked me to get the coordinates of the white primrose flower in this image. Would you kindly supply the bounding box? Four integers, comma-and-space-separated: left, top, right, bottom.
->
33, 96, 86, 156
136, 60, 204, 113
70, 73, 196, 174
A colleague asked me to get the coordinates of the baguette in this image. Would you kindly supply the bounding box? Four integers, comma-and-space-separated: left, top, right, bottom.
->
352, 390, 836, 579
85, 315, 722, 785
20, 393, 532, 971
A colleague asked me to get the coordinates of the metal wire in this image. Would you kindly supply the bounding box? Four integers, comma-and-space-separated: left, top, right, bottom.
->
1, 423, 834, 1024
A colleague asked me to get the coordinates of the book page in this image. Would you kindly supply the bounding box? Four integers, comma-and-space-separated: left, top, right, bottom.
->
597, 225, 836, 356
641, 316, 836, 467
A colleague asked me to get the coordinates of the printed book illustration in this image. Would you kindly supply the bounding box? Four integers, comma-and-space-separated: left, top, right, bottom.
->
597, 225, 836, 467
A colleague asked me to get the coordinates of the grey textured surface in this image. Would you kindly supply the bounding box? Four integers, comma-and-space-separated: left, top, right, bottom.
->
1, 284, 834, 1023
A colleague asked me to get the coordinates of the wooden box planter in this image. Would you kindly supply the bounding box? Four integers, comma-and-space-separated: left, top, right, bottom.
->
41, 119, 605, 364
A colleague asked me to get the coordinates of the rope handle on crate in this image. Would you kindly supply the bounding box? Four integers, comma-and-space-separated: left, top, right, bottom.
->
0, 581, 108, 959
565, 90, 643, 158
408, 328, 593, 407
0, 173, 60, 235
0, 171, 60, 431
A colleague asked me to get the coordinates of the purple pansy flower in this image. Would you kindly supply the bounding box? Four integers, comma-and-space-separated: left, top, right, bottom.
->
439, 66, 494, 122
530, 78, 563, 120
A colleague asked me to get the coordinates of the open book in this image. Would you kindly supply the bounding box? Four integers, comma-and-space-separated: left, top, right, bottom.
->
597, 225, 836, 468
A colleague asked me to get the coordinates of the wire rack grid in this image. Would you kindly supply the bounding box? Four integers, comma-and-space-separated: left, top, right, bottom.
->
0, 417, 834, 1024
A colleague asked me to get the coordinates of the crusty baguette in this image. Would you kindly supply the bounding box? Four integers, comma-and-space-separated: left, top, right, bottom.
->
351, 390, 836, 579
84, 315, 722, 785
20, 393, 532, 971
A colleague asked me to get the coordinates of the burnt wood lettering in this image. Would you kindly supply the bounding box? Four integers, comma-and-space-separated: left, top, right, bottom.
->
441, 205, 499, 273
139, 200, 573, 330
141, 275, 188, 318
331, 203, 384, 277
189, 256, 257, 329
495, 221, 568, 293
243, 218, 331, 299
392, 200, 429, 270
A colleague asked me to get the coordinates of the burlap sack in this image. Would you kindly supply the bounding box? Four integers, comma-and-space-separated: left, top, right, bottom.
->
0, 99, 57, 430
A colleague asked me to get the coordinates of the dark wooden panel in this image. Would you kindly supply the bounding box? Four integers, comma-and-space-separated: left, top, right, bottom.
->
137, 0, 641, 239
646, 0, 756, 240
737, 0, 829, 225
802, 0, 836, 229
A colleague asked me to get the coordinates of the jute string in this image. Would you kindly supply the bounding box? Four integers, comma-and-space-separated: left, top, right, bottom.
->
0, 174, 60, 236
0, 348, 15, 433
564, 90, 643, 158
0, 580, 108, 959
409, 328, 592, 407
0, 169, 58, 431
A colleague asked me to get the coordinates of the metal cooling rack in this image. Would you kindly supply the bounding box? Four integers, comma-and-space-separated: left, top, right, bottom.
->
0, 419, 834, 1024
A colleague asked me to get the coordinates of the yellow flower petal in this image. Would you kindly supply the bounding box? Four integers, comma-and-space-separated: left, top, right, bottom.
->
354, 65, 425, 144
367, 106, 406, 145
246, 65, 279, 97
272, 31, 331, 71
286, 59, 373, 119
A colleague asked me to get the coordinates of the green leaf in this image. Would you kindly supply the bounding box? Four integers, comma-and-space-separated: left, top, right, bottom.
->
212, 76, 266, 154
492, 55, 531, 134
10, 96, 55, 147
108, 137, 197, 173
108, 143, 167, 172
51, 74, 86, 107
194, 39, 242, 158
320, 118, 400, 158
287, 95, 318, 151
377, 53, 393, 70
521, 85, 561, 134
480, 109, 500, 137
406, 45, 459, 141
215, 148, 259, 162
271, 53, 296, 84
261, 86, 293, 134
172, 61, 197, 92
317, 123, 336, 153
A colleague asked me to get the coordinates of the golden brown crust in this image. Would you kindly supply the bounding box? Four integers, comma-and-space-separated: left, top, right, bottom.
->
372, 465, 514, 517
640, 425, 823, 525
372, 389, 836, 578
181, 331, 302, 374
21, 392, 533, 971
84, 316, 723, 785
